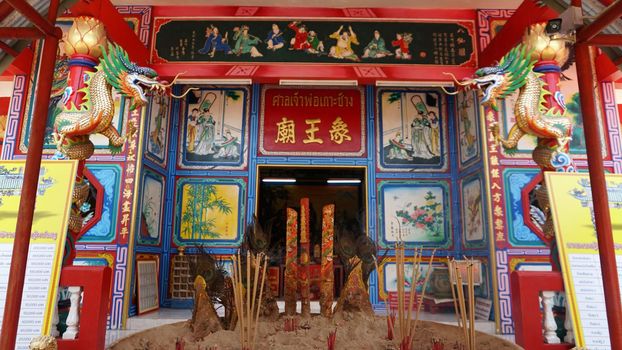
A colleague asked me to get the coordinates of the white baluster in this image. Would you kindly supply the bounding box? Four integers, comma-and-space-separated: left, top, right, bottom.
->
51, 291, 60, 338
542, 291, 560, 344
62, 286, 82, 340
564, 295, 575, 344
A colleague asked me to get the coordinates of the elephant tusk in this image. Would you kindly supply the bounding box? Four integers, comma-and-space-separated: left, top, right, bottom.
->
440, 86, 461, 95
159, 71, 186, 88
170, 87, 199, 99
442, 72, 472, 86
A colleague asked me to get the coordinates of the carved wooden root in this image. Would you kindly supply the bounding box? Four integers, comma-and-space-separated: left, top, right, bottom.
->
191, 276, 222, 340
333, 259, 373, 316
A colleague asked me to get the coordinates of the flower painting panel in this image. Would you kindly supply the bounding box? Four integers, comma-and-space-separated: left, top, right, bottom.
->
138, 169, 165, 245
179, 87, 249, 170
174, 178, 245, 246
461, 175, 486, 248
456, 90, 480, 168
377, 89, 447, 172
145, 94, 171, 167
378, 180, 451, 248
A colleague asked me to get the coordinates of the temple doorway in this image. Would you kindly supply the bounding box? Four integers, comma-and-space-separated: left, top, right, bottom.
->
256, 165, 367, 301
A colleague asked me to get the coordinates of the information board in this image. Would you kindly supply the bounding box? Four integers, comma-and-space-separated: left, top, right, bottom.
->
546, 172, 622, 350
0, 160, 77, 349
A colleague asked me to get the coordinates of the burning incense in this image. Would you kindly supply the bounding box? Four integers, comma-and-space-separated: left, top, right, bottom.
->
373, 255, 395, 340
232, 252, 268, 350
327, 329, 337, 350
450, 259, 477, 350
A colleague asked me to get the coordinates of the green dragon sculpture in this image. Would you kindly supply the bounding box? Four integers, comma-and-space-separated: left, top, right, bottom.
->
447, 44, 574, 170
53, 43, 168, 157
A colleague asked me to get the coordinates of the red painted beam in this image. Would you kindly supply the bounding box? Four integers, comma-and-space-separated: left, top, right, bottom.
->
151, 63, 475, 85
0, 27, 44, 39
70, 0, 149, 66
577, 0, 622, 43
0, 40, 19, 56
152, 5, 476, 20
2, 47, 33, 76
479, 0, 558, 67
0, 1, 14, 22
0, 0, 60, 347
575, 43, 622, 350
586, 33, 622, 46
4, 0, 61, 38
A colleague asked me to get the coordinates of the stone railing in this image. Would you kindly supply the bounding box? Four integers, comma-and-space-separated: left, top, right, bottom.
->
511, 271, 575, 350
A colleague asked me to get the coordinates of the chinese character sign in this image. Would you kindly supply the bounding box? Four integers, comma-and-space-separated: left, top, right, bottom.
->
260, 87, 365, 156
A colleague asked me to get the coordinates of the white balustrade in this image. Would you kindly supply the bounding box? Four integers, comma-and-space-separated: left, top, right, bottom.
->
62, 286, 82, 340
542, 291, 560, 344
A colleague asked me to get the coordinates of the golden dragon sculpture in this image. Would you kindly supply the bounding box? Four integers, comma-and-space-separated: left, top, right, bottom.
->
445, 43, 574, 172
52, 43, 178, 158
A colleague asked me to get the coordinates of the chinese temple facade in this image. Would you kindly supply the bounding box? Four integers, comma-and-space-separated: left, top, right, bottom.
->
1, 0, 622, 343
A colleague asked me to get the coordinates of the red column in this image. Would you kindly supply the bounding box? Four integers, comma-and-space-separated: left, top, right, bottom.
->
0, 8, 61, 350
575, 43, 622, 349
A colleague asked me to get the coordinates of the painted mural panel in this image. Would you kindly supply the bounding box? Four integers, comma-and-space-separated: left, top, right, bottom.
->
145, 94, 171, 167
461, 174, 486, 248
499, 64, 607, 158
19, 17, 135, 154
502, 168, 545, 247
259, 86, 365, 156
137, 168, 165, 246
179, 87, 249, 170
78, 164, 122, 243
152, 19, 476, 66
377, 180, 451, 248
174, 177, 245, 246
456, 90, 480, 168
377, 89, 447, 172
379, 258, 489, 300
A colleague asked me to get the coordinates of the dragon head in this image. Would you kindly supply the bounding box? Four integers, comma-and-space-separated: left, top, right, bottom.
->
447, 44, 536, 111
100, 43, 162, 110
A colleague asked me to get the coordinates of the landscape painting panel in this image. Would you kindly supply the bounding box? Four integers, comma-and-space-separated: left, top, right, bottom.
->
461, 175, 485, 247
145, 94, 170, 166
138, 170, 165, 245
456, 90, 480, 167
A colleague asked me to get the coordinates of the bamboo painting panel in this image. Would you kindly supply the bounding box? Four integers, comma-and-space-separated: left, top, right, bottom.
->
179, 87, 249, 170
378, 181, 451, 248
377, 89, 447, 172
174, 178, 245, 246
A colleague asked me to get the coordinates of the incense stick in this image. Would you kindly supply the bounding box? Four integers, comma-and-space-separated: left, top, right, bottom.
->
411, 249, 436, 338
252, 254, 268, 348
373, 255, 395, 340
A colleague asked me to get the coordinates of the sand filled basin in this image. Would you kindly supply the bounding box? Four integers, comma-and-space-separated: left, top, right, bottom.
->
108, 312, 522, 350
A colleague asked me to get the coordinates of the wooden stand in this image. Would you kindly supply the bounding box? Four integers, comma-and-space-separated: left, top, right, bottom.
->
284, 208, 298, 315
320, 204, 335, 317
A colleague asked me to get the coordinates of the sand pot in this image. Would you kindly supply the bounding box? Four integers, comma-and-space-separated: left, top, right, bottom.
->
108, 312, 522, 350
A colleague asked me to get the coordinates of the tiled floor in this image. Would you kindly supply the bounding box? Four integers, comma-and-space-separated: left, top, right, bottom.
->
106, 304, 516, 348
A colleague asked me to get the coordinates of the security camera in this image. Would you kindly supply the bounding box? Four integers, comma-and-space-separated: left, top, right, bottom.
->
546, 6, 583, 36
546, 18, 563, 34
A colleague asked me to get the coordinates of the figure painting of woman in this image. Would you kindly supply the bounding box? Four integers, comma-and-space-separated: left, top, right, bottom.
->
233, 25, 263, 57
427, 111, 440, 156
266, 23, 284, 51
187, 108, 199, 152
363, 30, 391, 58
328, 25, 360, 61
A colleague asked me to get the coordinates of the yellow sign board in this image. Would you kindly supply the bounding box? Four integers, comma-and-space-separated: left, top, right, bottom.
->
0, 160, 77, 349
546, 172, 622, 350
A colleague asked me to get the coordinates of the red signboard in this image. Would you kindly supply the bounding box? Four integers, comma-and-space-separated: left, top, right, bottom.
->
260, 87, 365, 156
